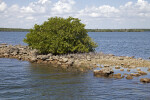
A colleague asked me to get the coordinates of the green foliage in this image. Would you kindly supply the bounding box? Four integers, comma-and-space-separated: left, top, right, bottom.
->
24, 17, 97, 54
0, 28, 29, 32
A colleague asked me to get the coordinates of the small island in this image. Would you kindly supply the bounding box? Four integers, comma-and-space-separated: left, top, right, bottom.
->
1, 28, 150, 32
0, 17, 150, 83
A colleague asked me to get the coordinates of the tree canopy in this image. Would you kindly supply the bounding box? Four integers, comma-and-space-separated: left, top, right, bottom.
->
24, 17, 97, 54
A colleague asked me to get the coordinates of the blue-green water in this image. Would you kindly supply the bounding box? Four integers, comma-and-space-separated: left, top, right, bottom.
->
0, 32, 150, 100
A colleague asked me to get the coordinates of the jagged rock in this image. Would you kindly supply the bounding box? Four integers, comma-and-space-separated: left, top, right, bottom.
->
127, 69, 130, 72
66, 59, 74, 66
140, 78, 150, 83
137, 68, 141, 71
30, 56, 37, 62
9, 48, 19, 54
11, 51, 18, 56
147, 68, 150, 72
30, 49, 38, 56
4, 53, 9, 56
138, 71, 147, 75
129, 66, 136, 69
104, 65, 109, 67
115, 66, 120, 69
118, 57, 124, 60
113, 73, 122, 79
87, 55, 91, 61
130, 73, 141, 77
37, 55, 49, 60
94, 67, 114, 77
52, 56, 59, 60
95, 56, 100, 59
120, 69, 124, 71
62, 57, 68, 62
126, 75, 133, 80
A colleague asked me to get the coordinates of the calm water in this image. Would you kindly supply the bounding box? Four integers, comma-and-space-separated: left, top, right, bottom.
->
88, 32, 150, 59
0, 32, 150, 100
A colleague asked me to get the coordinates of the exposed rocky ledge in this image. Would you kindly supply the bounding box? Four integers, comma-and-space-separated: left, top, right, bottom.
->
1, 44, 150, 83
0, 44, 150, 72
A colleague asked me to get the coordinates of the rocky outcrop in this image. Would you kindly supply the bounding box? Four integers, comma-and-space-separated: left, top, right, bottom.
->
1, 44, 150, 72
94, 68, 114, 77
130, 73, 141, 77
126, 75, 133, 80
138, 71, 147, 75
120, 69, 124, 71
127, 69, 130, 72
140, 78, 150, 83
115, 66, 120, 69
113, 73, 123, 79
137, 68, 141, 71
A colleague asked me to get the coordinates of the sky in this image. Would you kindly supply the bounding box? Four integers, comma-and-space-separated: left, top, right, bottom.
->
0, 0, 150, 29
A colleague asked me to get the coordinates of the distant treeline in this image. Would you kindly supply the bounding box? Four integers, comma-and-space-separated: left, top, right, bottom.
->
1, 28, 150, 32
87, 29, 150, 32
0, 28, 30, 32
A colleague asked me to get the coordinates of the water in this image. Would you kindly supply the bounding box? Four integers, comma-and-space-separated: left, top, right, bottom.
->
0, 32, 150, 100
88, 32, 150, 59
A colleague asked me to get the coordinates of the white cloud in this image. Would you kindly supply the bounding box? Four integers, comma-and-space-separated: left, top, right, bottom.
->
26, 16, 34, 20
0, 1, 7, 12
52, 0, 75, 14
21, 6, 34, 13
38, 0, 49, 4
0, 0, 150, 29
79, 5, 119, 18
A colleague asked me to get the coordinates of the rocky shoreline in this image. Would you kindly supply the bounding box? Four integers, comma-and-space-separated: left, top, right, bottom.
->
1, 44, 150, 83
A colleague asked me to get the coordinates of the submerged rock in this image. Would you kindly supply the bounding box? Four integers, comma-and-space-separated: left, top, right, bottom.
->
138, 71, 147, 75
113, 73, 122, 79
120, 69, 124, 71
104, 65, 110, 67
126, 75, 133, 80
127, 69, 130, 72
130, 73, 141, 77
94, 67, 114, 77
115, 66, 120, 69
137, 68, 141, 71
140, 78, 150, 83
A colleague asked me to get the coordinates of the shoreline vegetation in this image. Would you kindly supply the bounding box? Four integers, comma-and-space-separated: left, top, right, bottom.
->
0, 28, 30, 32
87, 29, 150, 32
1, 28, 150, 32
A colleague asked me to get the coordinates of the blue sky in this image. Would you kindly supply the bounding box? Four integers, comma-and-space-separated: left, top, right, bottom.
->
0, 0, 150, 29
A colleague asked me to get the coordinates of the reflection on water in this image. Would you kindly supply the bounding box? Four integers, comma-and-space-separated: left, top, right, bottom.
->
0, 58, 150, 100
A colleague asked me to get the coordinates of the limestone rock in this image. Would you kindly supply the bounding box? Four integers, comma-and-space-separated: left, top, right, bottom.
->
66, 59, 74, 66
104, 65, 109, 67
115, 66, 120, 69
130, 73, 141, 77
94, 67, 114, 77
126, 75, 133, 80
87, 55, 91, 61
140, 78, 150, 83
137, 68, 141, 71
120, 69, 124, 71
147, 68, 150, 72
138, 71, 147, 75
62, 57, 68, 63
127, 69, 130, 72
37, 55, 49, 60
113, 73, 122, 79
